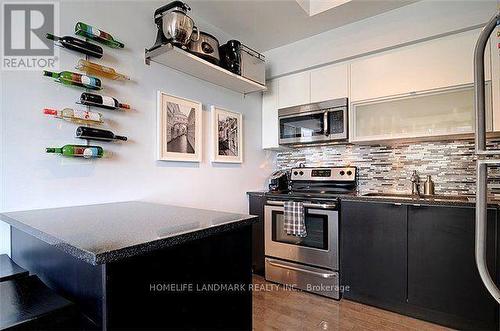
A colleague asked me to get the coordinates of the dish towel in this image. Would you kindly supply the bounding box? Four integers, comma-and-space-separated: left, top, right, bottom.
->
283, 201, 307, 237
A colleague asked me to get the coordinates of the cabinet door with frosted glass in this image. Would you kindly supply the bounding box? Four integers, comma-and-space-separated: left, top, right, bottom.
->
350, 85, 493, 142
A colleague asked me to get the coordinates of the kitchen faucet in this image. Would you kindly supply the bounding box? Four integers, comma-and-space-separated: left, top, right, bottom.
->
411, 170, 421, 196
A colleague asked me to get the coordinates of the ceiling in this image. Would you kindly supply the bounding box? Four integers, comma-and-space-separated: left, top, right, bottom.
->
189, 0, 419, 52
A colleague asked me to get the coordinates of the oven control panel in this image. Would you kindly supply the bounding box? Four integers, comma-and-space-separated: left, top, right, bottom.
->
290, 167, 356, 182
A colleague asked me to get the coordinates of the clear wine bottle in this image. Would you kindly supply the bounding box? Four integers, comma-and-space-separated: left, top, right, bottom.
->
43, 108, 104, 125
76, 60, 129, 80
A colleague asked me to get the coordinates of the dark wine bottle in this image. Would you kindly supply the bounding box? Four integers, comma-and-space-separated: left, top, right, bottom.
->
76, 126, 127, 142
46, 33, 103, 58
79, 92, 130, 110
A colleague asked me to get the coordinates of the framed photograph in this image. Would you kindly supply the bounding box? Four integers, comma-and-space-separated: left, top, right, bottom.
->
211, 106, 243, 163
157, 91, 202, 162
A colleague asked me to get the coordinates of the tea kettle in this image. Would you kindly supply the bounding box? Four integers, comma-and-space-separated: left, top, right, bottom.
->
154, 1, 200, 48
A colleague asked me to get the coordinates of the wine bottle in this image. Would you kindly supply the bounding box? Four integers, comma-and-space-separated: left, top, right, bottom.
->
43, 108, 104, 125
79, 92, 130, 110
75, 59, 129, 80
46, 145, 104, 158
75, 22, 124, 49
46, 33, 103, 58
76, 126, 127, 142
43, 70, 102, 90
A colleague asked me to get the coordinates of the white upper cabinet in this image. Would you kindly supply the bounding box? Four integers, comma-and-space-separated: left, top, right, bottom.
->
277, 72, 310, 109
275, 64, 349, 109
262, 80, 280, 149
350, 29, 491, 102
310, 63, 349, 103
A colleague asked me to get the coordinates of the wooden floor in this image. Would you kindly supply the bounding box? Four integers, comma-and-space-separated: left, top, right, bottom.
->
252, 275, 451, 331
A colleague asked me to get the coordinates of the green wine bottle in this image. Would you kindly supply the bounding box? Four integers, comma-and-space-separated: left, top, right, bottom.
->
46, 145, 104, 158
43, 70, 102, 90
75, 22, 124, 49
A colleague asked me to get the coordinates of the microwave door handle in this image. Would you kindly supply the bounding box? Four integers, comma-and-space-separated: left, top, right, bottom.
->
323, 112, 329, 136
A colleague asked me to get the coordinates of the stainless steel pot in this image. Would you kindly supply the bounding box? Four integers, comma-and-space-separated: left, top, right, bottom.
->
188, 32, 220, 65
154, 1, 200, 48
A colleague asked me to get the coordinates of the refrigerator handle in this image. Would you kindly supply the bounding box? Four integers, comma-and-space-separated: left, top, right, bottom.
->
474, 10, 500, 304
476, 161, 500, 304
474, 11, 500, 154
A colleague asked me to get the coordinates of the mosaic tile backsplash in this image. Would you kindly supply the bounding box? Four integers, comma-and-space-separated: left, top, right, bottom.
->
275, 139, 500, 197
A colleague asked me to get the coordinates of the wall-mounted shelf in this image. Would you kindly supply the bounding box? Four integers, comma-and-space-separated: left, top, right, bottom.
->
145, 43, 266, 95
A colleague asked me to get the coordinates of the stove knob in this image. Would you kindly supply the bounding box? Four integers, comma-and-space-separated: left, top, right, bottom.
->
299, 171, 304, 176
347, 170, 352, 176
293, 171, 298, 176
339, 171, 345, 176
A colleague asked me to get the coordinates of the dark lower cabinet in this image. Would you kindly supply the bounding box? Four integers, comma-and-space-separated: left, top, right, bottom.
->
248, 194, 266, 276
341, 201, 407, 309
407, 205, 497, 330
341, 200, 499, 331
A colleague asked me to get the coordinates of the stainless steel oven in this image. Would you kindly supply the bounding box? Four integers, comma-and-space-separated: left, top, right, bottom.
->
265, 200, 339, 269
264, 199, 340, 299
278, 98, 348, 145
263, 166, 357, 300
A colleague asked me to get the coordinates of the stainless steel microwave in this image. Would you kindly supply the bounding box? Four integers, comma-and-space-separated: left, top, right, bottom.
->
278, 98, 348, 145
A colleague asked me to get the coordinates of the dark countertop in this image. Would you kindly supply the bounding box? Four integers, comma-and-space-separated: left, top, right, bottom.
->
0, 201, 257, 265
247, 191, 500, 208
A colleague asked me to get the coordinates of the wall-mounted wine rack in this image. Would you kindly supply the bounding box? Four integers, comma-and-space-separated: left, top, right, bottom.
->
44, 23, 128, 159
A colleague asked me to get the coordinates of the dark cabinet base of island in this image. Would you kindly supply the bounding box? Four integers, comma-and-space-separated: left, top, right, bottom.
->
11, 225, 252, 331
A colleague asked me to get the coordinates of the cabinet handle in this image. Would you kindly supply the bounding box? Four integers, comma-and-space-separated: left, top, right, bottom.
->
393, 203, 402, 206
412, 204, 421, 207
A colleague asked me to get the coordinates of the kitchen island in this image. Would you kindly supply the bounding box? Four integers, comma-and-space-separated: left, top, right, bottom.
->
0, 201, 256, 330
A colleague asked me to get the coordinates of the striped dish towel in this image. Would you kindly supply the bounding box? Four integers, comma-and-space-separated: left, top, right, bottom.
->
283, 201, 307, 237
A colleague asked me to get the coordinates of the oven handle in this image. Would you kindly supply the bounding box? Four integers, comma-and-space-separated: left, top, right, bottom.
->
267, 200, 337, 210
267, 260, 337, 279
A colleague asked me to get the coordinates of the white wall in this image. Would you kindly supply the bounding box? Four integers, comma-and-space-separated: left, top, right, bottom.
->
0, 1, 275, 255
264, 0, 498, 78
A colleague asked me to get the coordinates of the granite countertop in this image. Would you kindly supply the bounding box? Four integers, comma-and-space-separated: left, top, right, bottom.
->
0, 201, 257, 265
247, 191, 500, 208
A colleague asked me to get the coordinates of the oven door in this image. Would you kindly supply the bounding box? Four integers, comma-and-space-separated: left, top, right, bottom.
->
279, 110, 328, 144
264, 201, 339, 270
